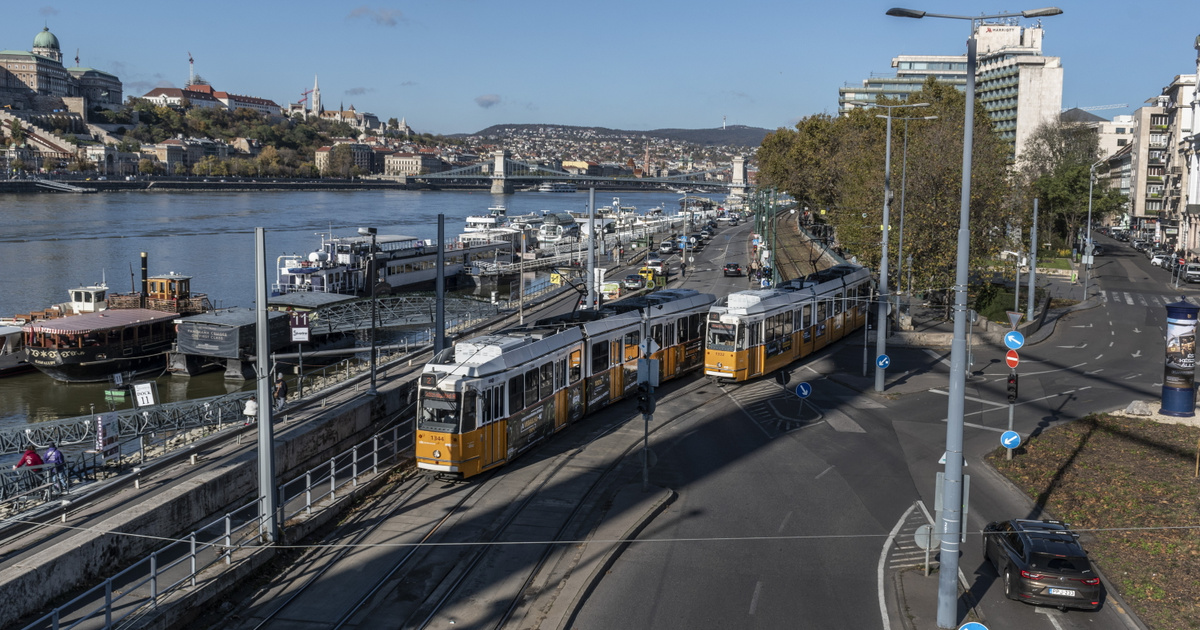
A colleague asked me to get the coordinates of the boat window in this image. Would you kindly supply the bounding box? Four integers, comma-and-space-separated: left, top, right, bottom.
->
569, 349, 582, 383
706, 321, 737, 351
624, 330, 640, 361
591, 341, 609, 373
508, 375, 524, 413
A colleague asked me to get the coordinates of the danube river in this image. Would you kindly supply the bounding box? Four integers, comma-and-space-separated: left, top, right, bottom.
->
0, 188, 705, 430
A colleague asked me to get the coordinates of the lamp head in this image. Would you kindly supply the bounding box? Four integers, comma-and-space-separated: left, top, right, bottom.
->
886, 7, 925, 18
1022, 7, 1063, 17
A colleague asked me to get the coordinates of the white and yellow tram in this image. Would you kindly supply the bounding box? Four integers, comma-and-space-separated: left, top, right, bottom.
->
704, 265, 872, 383
416, 289, 715, 479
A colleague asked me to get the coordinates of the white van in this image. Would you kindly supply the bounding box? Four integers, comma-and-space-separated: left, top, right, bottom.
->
659, 240, 676, 254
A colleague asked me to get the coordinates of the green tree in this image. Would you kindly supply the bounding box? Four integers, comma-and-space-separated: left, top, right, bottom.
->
8, 119, 25, 146
326, 144, 354, 178
138, 158, 158, 175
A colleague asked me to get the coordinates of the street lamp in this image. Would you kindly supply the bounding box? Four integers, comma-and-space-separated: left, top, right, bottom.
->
1083, 159, 1105, 300
887, 7, 1062, 629
858, 101, 930, 392
358, 226, 378, 396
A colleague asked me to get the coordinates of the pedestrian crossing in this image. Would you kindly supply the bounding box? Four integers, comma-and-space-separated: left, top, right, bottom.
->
726, 380, 817, 434
1099, 289, 1190, 307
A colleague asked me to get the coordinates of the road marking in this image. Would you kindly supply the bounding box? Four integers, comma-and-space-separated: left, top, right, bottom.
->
1133, 327, 1141, 333
1109, 341, 1114, 347
928, 388, 1006, 409
1132, 350, 1142, 358
749, 580, 763, 615
924, 349, 951, 367
825, 409, 866, 433
778, 511, 793, 533
1085, 368, 1104, 375
879, 503, 917, 630
1138, 295, 1148, 306
1094, 354, 1103, 360
1034, 607, 1067, 630
815, 466, 834, 480
1020, 362, 1087, 376
1124, 373, 1142, 380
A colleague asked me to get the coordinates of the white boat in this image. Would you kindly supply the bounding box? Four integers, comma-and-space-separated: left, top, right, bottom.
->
464, 205, 508, 232
275, 230, 512, 295
537, 182, 577, 193
1, 282, 110, 327
537, 212, 581, 244
0, 325, 32, 376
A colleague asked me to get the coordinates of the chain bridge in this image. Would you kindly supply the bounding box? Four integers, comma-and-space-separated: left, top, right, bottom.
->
412, 151, 751, 196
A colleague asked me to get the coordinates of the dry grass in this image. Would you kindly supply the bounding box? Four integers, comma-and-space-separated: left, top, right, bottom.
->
987, 415, 1200, 629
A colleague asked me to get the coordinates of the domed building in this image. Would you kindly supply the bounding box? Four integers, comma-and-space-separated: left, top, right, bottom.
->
0, 26, 123, 112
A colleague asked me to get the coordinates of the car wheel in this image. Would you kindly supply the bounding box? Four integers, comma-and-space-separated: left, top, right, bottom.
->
1004, 568, 1016, 601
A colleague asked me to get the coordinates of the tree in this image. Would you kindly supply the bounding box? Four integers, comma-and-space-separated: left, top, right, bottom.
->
8, 119, 25, 146
138, 158, 158, 175
326, 144, 354, 178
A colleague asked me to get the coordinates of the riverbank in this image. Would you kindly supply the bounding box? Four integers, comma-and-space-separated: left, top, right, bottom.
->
0, 177, 707, 194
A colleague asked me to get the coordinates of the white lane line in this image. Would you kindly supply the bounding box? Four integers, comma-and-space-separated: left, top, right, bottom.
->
1094, 354, 1103, 360
749, 580, 763, 615
778, 511, 793, 533
1138, 295, 1148, 307
815, 465, 834, 480
924, 348, 951, 367
879, 503, 917, 630
1035, 607, 1067, 630
928, 388, 1006, 409
1109, 341, 1114, 347
1124, 292, 1134, 305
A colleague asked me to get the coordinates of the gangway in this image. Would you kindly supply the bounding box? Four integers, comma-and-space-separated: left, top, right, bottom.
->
34, 178, 96, 193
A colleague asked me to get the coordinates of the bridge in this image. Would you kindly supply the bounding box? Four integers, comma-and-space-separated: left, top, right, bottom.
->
413, 151, 750, 197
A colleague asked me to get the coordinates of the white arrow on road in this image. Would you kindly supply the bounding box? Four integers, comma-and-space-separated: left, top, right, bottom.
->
1133, 328, 1142, 333
1132, 350, 1143, 358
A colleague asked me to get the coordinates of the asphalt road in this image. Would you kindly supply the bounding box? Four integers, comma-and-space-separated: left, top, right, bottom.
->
571, 229, 1160, 629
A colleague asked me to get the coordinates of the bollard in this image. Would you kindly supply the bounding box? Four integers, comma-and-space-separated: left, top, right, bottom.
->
133, 467, 142, 489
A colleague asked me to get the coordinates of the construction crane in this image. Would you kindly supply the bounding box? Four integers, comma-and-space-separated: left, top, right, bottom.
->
299, 87, 313, 106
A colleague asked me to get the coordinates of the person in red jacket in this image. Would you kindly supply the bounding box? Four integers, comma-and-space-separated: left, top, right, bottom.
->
13, 447, 43, 470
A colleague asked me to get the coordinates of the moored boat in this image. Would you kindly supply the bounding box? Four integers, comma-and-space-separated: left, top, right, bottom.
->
537, 181, 577, 193
22, 271, 212, 383
0, 325, 33, 376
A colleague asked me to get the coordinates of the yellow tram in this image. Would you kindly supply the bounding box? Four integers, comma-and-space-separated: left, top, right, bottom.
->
704, 265, 872, 383
416, 289, 715, 479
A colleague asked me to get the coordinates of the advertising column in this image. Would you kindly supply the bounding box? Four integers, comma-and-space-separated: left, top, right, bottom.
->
1161, 297, 1200, 417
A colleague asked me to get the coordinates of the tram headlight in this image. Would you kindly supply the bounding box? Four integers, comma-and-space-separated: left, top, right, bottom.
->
432, 449, 442, 459
717, 362, 723, 368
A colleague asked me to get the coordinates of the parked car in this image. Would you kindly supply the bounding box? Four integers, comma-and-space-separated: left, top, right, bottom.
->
723, 263, 743, 277
700, 228, 714, 239
658, 241, 676, 254
1151, 254, 1170, 267
982, 518, 1102, 610
623, 274, 644, 290
1185, 263, 1200, 283
646, 260, 667, 275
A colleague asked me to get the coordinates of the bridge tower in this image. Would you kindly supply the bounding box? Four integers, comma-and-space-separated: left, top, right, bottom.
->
490, 149, 513, 194
731, 156, 748, 198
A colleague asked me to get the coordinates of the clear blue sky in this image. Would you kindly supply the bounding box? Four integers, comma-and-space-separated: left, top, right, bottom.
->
4, 1, 1198, 135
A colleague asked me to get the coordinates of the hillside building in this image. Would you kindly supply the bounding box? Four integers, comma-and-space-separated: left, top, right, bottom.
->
0, 26, 123, 113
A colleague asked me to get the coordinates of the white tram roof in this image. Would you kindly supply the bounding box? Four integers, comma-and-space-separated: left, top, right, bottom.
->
718, 267, 870, 316
434, 325, 585, 378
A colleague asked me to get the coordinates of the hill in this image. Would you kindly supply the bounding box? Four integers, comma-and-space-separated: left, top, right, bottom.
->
462, 123, 770, 147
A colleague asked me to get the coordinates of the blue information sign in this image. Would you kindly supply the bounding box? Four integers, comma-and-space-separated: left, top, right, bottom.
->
795, 382, 812, 399
876, 354, 891, 369
1004, 331, 1025, 350
1001, 430, 1022, 449
958, 623, 989, 630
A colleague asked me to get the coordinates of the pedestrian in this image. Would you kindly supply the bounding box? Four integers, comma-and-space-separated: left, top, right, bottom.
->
13, 447, 42, 470
243, 395, 258, 425
43, 442, 67, 493
274, 374, 288, 411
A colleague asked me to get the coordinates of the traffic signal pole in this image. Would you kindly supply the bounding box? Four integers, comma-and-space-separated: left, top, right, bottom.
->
1006, 372, 1018, 460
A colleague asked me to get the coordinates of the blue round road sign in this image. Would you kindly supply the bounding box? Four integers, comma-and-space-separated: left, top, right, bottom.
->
958, 623, 989, 630
1003, 331, 1025, 350
876, 354, 891, 369
795, 382, 812, 399
1001, 430, 1022, 449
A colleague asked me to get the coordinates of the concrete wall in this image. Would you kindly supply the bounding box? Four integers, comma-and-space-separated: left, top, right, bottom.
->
0, 380, 414, 628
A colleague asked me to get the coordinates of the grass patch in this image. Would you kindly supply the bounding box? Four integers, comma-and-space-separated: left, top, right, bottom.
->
1037, 257, 1072, 271
987, 415, 1200, 629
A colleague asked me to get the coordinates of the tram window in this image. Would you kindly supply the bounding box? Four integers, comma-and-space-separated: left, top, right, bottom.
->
817, 302, 827, 323
666, 322, 676, 345
749, 322, 762, 346
834, 292, 844, 315
482, 389, 492, 424
540, 363, 554, 397
651, 324, 663, 348
508, 376, 524, 413
707, 322, 736, 348
555, 359, 565, 389
526, 369, 540, 404
611, 340, 621, 367
677, 317, 687, 342
494, 385, 504, 418
624, 330, 640, 360
689, 314, 702, 341
462, 390, 478, 432
570, 350, 582, 383
591, 341, 609, 373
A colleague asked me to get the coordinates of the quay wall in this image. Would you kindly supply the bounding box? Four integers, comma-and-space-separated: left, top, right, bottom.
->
0, 379, 415, 629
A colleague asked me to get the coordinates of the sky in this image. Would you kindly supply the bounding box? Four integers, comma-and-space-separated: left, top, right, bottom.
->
4, 1, 1199, 136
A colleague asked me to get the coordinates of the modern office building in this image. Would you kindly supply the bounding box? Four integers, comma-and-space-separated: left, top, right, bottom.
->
841, 22, 1062, 160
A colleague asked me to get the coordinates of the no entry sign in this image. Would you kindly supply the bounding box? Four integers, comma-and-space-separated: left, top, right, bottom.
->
1005, 349, 1020, 369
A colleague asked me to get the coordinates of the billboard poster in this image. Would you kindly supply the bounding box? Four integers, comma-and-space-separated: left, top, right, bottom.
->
1161, 298, 1200, 417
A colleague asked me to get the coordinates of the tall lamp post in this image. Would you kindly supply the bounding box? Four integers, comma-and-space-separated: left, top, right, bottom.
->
1083, 159, 1105, 300
860, 101, 930, 392
358, 227, 378, 396
887, 7, 1062, 628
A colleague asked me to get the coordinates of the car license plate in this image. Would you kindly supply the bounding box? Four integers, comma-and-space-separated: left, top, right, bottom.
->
1047, 588, 1076, 597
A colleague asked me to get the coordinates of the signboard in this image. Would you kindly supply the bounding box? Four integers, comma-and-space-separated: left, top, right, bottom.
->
1001, 430, 1022, 449
1003, 331, 1025, 350
95, 412, 120, 461
1005, 350, 1020, 369
133, 381, 158, 408
636, 358, 660, 387
1006, 311, 1023, 330
795, 382, 812, 398
290, 312, 310, 343
876, 354, 891, 369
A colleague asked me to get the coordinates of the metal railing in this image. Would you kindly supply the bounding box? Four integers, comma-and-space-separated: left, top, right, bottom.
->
19, 421, 413, 630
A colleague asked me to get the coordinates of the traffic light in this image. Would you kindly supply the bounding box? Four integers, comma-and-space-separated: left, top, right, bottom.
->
1006, 373, 1018, 404
636, 382, 655, 415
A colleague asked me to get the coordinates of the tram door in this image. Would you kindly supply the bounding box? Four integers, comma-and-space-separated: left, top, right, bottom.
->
479, 385, 505, 469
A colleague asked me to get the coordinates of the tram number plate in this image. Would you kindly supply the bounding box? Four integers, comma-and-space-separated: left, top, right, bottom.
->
1047, 588, 1076, 597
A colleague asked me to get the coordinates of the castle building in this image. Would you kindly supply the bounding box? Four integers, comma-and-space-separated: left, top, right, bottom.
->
0, 26, 123, 112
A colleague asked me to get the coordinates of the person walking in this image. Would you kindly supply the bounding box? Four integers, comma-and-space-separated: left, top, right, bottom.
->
274, 374, 288, 411
13, 447, 42, 470
43, 442, 67, 494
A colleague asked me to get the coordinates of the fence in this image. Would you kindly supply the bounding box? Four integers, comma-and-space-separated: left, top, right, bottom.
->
19, 420, 413, 630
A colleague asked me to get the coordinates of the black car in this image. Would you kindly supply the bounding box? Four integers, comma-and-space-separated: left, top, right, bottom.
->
983, 519, 1103, 610
723, 263, 743, 277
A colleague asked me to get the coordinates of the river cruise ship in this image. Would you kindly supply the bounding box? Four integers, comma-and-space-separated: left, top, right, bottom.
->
537, 182, 577, 193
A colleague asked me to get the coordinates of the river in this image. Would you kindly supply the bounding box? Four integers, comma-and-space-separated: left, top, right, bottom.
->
0, 188, 710, 429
